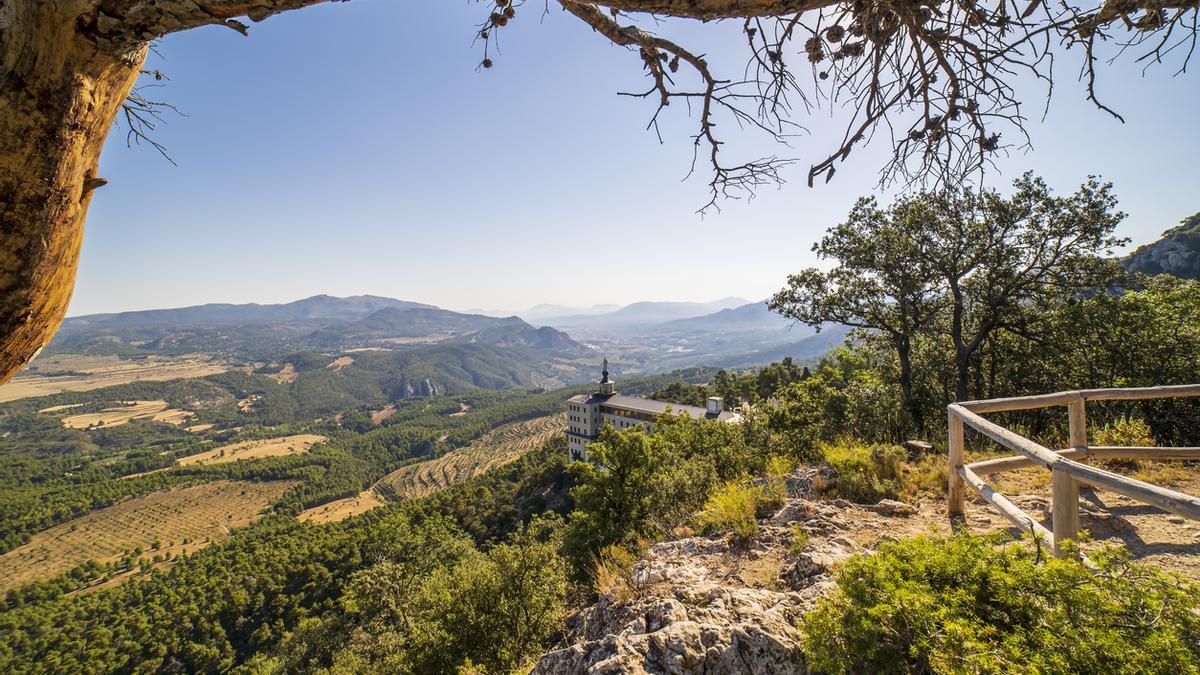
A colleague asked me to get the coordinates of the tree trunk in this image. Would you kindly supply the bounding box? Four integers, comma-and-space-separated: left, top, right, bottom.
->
0, 1, 147, 385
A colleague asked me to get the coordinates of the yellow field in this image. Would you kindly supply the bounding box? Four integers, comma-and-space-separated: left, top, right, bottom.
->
0, 354, 227, 403
298, 490, 387, 524
0, 480, 296, 592
327, 356, 354, 371
60, 400, 194, 429
378, 414, 565, 500
371, 403, 397, 425
265, 363, 297, 383
177, 434, 326, 467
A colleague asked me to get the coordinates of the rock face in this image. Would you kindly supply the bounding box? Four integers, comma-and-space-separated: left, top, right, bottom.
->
1123, 212, 1200, 281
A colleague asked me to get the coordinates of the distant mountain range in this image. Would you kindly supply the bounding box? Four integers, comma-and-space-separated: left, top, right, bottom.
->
49, 294, 846, 382
51, 296, 586, 359
1124, 212, 1200, 281
532, 297, 750, 329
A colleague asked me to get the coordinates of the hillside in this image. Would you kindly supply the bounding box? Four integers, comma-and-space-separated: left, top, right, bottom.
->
1124, 212, 1200, 280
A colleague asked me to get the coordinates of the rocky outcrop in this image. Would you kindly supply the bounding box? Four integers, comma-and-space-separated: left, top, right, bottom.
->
1124, 212, 1200, 280
533, 471, 932, 675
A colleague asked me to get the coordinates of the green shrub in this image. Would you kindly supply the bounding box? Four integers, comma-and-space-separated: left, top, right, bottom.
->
800, 535, 1200, 674
759, 455, 791, 517
696, 481, 760, 543
820, 440, 905, 503
1094, 415, 1157, 447
788, 523, 809, 556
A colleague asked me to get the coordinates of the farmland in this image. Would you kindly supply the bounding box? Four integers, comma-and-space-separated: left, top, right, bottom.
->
0, 354, 227, 403
176, 434, 326, 467
59, 400, 194, 429
0, 480, 295, 592
297, 489, 387, 524
378, 414, 565, 500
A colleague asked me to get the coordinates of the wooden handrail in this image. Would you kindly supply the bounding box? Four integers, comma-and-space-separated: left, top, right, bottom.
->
959, 465, 1054, 550
957, 384, 1200, 414
947, 385, 1200, 559
969, 447, 1200, 475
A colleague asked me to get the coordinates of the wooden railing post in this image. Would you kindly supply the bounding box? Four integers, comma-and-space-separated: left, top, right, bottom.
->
948, 408, 965, 517
1052, 398, 1087, 558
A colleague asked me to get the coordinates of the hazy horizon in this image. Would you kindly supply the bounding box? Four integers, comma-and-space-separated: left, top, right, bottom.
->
64, 291, 764, 319
70, 1, 1200, 317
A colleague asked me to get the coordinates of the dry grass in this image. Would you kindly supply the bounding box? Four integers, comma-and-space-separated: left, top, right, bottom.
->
176, 434, 325, 467
449, 401, 472, 417
0, 354, 226, 403
371, 404, 397, 425
378, 414, 564, 499
185, 423, 215, 433
59, 400, 194, 429
0, 480, 295, 592
298, 490, 386, 524
326, 356, 354, 371
264, 363, 297, 383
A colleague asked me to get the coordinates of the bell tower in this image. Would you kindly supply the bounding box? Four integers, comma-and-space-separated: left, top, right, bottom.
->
596, 358, 616, 396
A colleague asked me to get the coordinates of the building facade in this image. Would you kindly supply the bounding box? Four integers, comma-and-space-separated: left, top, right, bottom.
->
565, 359, 740, 461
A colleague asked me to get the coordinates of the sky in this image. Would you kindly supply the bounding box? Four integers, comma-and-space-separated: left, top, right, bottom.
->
73, 0, 1200, 317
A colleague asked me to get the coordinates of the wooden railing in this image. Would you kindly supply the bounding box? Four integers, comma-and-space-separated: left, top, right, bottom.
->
947, 385, 1200, 558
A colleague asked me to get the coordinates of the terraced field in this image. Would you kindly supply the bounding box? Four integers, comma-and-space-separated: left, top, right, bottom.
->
0, 480, 296, 592
378, 414, 565, 500
0, 354, 226, 403
59, 400, 194, 429
177, 434, 326, 467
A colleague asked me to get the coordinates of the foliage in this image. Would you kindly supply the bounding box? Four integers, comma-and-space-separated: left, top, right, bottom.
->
695, 481, 761, 543
1093, 415, 1157, 447
819, 440, 905, 503
563, 413, 774, 575
277, 517, 567, 674
788, 524, 809, 556
771, 174, 1128, 434
800, 535, 1200, 674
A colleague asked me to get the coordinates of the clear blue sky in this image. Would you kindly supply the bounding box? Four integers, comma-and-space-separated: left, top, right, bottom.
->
73, 0, 1200, 316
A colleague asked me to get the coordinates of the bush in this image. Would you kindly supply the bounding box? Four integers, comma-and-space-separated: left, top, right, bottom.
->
758, 455, 792, 516
1093, 415, 1157, 447
800, 535, 1200, 674
820, 440, 905, 503
696, 481, 760, 543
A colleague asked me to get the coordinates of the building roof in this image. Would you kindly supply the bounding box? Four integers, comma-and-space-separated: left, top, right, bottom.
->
567, 392, 739, 422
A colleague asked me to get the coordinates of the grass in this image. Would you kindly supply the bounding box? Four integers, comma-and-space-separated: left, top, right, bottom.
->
696, 481, 761, 543
0, 480, 296, 592
818, 440, 905, 503
298, 489, 387, 524
176, 433, 326, 467
377, 414, 565, 499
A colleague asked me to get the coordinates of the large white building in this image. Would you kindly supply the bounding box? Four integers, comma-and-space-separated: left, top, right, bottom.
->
565, 359, 741, 461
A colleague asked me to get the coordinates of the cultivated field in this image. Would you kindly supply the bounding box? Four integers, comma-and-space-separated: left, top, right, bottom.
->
0, 480, 295, 592
371, 404, 397, 425
0, 354, 227, 403
264, 363, 297, 383
177, 434, 326, 467
298, 490, 386, 524
59, 400, 194, 429
378, 414, 564, 500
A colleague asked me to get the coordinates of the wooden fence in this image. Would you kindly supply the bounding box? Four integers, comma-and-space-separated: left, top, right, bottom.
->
947, 384, 1200, 558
